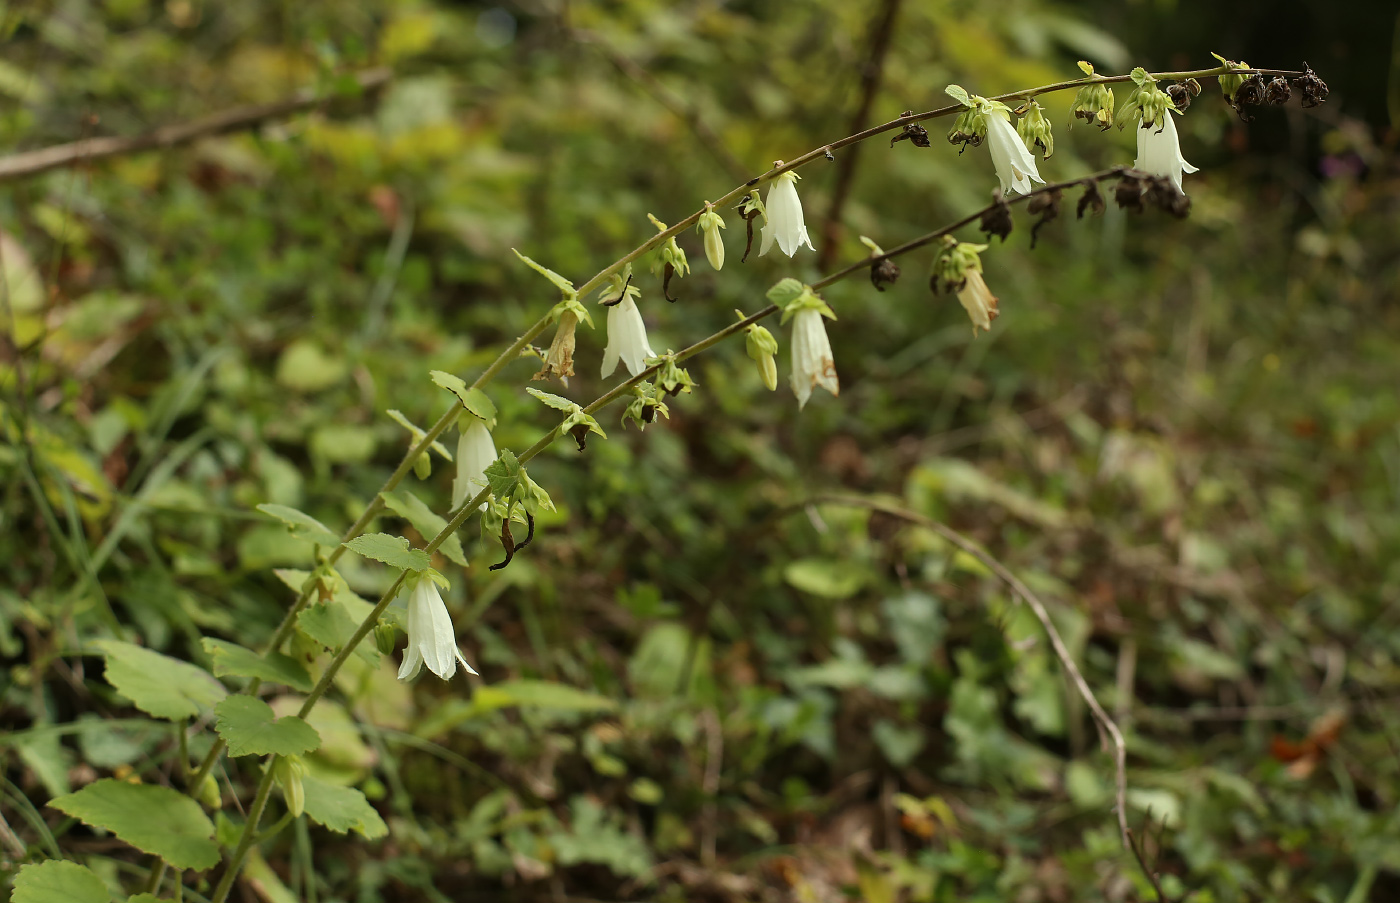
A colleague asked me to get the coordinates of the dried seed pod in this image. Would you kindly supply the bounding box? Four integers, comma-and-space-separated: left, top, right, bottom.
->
1077, 179, 1106, 219
1229, 74, 1266, 121
1114, 171, 1146, 214
870, 257, 901, 292
979, 190, 1015, 242
1144, 176, 1191, 218
1167, 82, 1194, 113
1027, 187, 1062, 248
890, 113, 932, 148
1293, 64, 1328, 108
1264, 76, 1292, 105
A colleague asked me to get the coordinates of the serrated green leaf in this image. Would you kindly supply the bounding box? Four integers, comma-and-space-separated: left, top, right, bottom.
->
428, 371, 497, 426
385, 409, 452, 460
342, 533, 430, 572
49, 779, 220, 870
526, 387, 578, 411
484, 449, 522, 499
301, 776, 388, 839
511, 248, 575, 294
94, 640, 227, 721
202, 638, 313, 692
297, 599, 381, 665
765, 277, 806, 306
10, 860, 108, 903
255, 504, 341, 547
214, 696, 321, 757
944, 84, 972, 106
380, 488, 467, 567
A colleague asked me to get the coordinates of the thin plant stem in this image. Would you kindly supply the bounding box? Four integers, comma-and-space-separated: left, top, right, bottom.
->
208, 763, 277, 903
798, 494, 1145, 893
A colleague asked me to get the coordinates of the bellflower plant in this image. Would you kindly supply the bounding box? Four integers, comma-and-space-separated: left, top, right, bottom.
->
397, 571, 478, 682
771, 278, 838, 408
758, 166, 814, 258
599, 267, 656, 378
1135, 111, 1199, 195
452, 414, 497, 511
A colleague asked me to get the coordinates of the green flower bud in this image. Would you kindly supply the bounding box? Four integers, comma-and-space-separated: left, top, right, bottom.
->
274, 755, 308, 818
374, 620, 398, 657
738, 311, 779, 392
696, 205, 726, 271
413, 452, 431, 480
1070, 83, 1115, 131
195, 773, 221, 810
1211, 52, 1250, 102
1016, 101, 1053, 159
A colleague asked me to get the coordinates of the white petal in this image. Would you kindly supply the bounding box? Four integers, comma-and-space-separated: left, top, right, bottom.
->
764, 175, 810, 258
986, 115, 1043, 196
602, 296, 654, 378
789, 309, 838, 409
758, 220, 776, 257
453, 420, 496, 511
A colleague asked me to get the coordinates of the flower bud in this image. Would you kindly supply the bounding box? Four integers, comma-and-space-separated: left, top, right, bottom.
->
1069, 65, 1114, 131
274, 755, 307, 818
1212, 53, 1251, 103
195, 773, 221, 810
696, 205, 726, 271
742, 315, 780, 392
374, 620, 398, 657
1015, 101, 1053, 158
413, 452, 431, 480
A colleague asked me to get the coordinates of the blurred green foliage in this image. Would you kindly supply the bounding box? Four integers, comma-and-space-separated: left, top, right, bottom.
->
2, 1, 1399, 901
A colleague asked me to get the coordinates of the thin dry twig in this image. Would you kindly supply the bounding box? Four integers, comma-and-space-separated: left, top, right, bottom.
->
801, 494, 1157, 896
0, 68, 392, 183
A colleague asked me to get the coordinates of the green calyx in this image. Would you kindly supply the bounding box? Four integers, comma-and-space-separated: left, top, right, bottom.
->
1016, 101, 1053, 158
930, 236, 988, 294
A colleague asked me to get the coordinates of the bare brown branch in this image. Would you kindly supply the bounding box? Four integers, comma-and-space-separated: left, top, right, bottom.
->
0, 68, 392, 184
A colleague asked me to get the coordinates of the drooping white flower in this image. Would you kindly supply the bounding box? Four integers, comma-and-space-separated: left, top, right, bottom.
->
789, 307, 839, 408
397, 576, 477, 682
600, 293, 656, 378
985, 112, 1044, 196
1134, 112, 1199, 195
452, 417, 497, 511
956, 269, 1000, 335
758, 169, 814, 258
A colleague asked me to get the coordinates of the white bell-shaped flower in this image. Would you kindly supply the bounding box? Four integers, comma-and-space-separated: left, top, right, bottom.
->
452, 418, 496, 511
397, 577, 477, 682
985, 112, 1044, 196
759, 170, 814, 258
789, 307, 839, 408
1134, 112, 1199, 195
600, 294, 656, 378
957, 270, 1000, 335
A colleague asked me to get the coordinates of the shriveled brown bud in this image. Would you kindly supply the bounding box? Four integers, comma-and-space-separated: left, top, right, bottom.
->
1293, 65, 1328, 108
1027, 188, 1062, 248
1229, 74, 1266, 121
1166, 82, 1193, 113
1264, 76, 1292, 105
1114, 172, 1146, 214
1077, 179, 1106, 219
569, 423, 590, 451
1144, 176, 1191, 218
870, 257, 901, 292
890, 112, 931, 148
979, 190, 1014, 243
